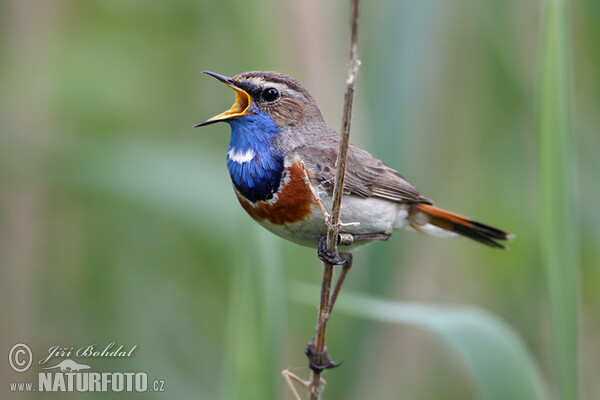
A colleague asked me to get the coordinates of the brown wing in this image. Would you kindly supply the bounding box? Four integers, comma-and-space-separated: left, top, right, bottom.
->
295, 137, 432, 204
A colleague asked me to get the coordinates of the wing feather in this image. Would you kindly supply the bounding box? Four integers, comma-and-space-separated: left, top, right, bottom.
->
295, 136, 431, 204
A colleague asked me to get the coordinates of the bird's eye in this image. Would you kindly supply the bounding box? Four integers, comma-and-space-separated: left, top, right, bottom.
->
262, 87, 279, 102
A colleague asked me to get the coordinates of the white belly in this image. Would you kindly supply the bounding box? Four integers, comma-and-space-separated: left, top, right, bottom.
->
255, 186, 409, 249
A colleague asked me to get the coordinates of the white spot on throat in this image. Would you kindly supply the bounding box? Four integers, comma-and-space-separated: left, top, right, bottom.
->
228, 148, 256, 164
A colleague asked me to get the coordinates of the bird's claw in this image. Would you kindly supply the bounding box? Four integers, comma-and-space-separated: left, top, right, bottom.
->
317, 236, 348, 265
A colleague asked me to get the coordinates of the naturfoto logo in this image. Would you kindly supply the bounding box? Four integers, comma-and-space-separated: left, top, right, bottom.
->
8, 342, 165, 394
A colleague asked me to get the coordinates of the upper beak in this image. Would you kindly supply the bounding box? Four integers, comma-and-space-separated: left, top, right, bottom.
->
194, 71, 252, 127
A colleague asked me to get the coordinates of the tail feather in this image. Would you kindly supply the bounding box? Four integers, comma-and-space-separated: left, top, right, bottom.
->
411, 203, 514, 249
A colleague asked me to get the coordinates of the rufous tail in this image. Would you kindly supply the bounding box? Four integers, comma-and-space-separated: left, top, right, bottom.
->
411, 203, 514, 249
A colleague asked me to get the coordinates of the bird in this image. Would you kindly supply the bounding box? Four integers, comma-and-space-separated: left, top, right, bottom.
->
196, 70, 513, 254
195, 70, 513, 372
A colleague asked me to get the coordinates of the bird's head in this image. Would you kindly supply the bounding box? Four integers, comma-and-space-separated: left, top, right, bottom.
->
195, 71, 325, 130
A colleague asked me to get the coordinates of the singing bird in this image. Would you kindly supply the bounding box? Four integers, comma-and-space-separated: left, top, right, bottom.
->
196, 71, 512, 259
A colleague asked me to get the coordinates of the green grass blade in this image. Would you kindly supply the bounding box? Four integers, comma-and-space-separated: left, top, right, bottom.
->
221, 225, 286, 400
290, 282, 547, 400
538, 0, 579, 399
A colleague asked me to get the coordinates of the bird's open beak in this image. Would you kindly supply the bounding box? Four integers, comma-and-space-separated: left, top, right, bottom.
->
194, 71, 252, 127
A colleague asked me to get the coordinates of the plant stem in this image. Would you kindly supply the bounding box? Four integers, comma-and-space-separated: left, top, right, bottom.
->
538, 0, 579, 399
308, 0, 360, 398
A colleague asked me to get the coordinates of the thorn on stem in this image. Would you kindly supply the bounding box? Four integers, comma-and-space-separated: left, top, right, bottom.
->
305, 341, 342, 374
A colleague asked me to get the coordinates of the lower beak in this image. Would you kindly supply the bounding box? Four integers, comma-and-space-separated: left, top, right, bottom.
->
194, 71, 252, 127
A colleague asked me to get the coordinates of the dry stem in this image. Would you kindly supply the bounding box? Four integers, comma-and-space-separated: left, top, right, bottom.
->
299, 161, 359, 228
307, 0, 360, 398
282, 369, 316, 400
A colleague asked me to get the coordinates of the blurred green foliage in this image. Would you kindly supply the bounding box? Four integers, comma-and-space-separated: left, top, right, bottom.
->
538, 0, 578, 398
1, 0, 598, 399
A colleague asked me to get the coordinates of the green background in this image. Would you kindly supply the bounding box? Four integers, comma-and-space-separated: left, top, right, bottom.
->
1, 0, 597, 399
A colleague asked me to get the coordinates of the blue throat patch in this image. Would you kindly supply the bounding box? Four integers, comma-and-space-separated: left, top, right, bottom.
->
226, 112, 284, 202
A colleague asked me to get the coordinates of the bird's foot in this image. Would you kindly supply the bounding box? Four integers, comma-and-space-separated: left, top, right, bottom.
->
305, 340, 341, 374
317, 236, 349, 265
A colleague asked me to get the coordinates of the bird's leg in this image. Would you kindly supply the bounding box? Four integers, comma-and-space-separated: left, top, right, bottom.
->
317, 236, 348, 265
350, 233, 392, 241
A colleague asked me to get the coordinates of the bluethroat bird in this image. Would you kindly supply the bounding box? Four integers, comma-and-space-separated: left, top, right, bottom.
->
196, 70, 512, 253
195, 70, 513, 372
